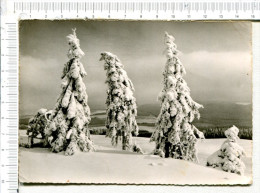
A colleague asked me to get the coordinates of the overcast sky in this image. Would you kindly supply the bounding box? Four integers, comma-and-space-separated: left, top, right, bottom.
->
19, 21, 252, 115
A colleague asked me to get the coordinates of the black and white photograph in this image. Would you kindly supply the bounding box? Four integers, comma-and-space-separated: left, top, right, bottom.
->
18, 20, 252, 184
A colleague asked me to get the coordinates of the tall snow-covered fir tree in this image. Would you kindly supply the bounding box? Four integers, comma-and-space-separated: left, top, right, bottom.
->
100, 52, 139, 150
207, 126, 246, 175
44, 28, 94, 155
150, 32, 204, 161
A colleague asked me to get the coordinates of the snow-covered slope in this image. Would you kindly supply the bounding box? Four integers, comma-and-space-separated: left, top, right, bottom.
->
19, 131, 252, 184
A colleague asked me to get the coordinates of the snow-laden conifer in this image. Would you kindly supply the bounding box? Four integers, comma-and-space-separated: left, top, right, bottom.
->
100, 52, 139, 150
44, 28, 94, 155
150, 32, 204, 161
207, 125, 246, 175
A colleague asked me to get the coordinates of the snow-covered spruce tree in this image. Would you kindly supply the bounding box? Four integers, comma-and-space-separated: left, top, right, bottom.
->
27, 108, 48, 147
100, 52, 140, 151
150, 32, 204, 161
44, 28, 94, 155
207, 125, 246, 175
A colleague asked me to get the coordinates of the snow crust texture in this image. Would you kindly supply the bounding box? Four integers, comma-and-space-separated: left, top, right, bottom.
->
150, 32, 204, 161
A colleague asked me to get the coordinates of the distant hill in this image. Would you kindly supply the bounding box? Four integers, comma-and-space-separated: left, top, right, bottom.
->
137, 103, 160, 117
19, 101, 252, 130
138, 102, 252, 128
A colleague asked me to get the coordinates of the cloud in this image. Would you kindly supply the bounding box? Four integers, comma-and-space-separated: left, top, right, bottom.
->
19, 56, 62, 115
19, 21, 252, 116
19, 50, 252, 116
181, 51, 252, 102
183, 51, 252, 78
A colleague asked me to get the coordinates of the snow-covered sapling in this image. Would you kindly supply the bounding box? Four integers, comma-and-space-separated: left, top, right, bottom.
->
150, 32, 204, 161
44, 28, 94, 155
27, 108, 48, 147
100, 52, 139, 151
207, 125, 246, 175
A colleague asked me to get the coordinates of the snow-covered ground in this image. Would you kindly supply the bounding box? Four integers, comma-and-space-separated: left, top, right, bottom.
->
19, 130, 252, 184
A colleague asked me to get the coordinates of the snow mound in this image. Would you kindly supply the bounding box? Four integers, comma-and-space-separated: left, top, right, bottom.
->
19, 132, 251, 185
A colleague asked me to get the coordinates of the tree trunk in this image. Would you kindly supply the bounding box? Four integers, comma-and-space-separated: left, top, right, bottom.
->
164, 141, 171, 158
122, 131, 126, 150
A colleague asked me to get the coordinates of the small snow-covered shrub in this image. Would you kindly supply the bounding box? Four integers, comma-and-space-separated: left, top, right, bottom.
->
207, 125, 246, 175
26, 108, 48, 147
132, 143, 144, 154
